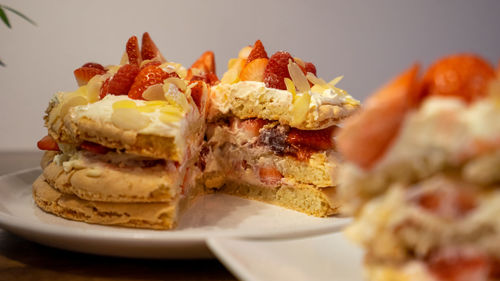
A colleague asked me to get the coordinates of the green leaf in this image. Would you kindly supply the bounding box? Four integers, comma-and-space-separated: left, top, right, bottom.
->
0, 6, 11, 28
2, 5, 36, 26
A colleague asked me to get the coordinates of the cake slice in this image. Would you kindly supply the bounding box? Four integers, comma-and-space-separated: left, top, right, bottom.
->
337, 54, 500, 281
203, 40, 360, 216
35, 33, 212, 229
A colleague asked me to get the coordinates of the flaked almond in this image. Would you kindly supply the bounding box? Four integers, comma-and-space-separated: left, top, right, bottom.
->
142, 84, 166, 101
112, 100, 137, 110
164, 77, 187, 92
306, 72, 327, 86
60, 94, 88, 117
159, 105, 183, 123
293, 57, 306, 68
329, 75, 344, 87
111, 107, 150, 130
288, 61, 310, 93
291, 93, 311, 126
238, 46, 252, 59
163, 83, 189, 112
221, 68, 239, 84
284, 78, 296, 97
87, 75, 105, 102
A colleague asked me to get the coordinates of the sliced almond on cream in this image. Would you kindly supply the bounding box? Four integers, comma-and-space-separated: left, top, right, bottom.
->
111, 107, 150, 130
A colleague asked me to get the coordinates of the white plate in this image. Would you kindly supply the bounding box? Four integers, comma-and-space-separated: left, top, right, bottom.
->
0, 168, 350, 258
207, 232, 364, 281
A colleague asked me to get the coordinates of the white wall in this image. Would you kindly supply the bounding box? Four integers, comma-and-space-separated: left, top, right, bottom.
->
1, 0, 499, 151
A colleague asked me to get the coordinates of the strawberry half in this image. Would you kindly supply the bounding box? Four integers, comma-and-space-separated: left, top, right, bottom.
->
259, 166, 283, 185
247, 40, 268, 63
187, 51, 217, 81
126, 35, 142, 66
189, 81, 204, 110
104, 64, 140, 96
141, 32, 164, 61
237, 118, 268, 138
128, 65, 170, 100
74, 66, 106, 86
263, 51, 294, 90
81, 62, 105, 71
239, 58, 268, 82
37, 135, 59, 151
287, 126, 336, 151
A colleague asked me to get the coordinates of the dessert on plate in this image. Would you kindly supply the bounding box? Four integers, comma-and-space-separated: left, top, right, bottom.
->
34, 33, 213, 229
203, 40, 360, 216
337, 54, 500, 280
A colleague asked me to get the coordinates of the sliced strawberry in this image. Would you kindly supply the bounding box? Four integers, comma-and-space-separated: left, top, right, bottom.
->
294, 146, 315, 161
247, 40, 268, 63
415, 187, 477, 219
74, 66, 106, 86
187, 51, 217, 81
99, 77, 111, 99
126, 35, 141, 66
427, 247, 491, 281
140, 60, 161, 70
259, 166, 283, 186
81, 62, 105, 71
239, 58, 268, 82
141, 32, 164, 61
421, 54, 495, 104
305, 62, 317, 75
105, 64, 140, 96
128, 65, 169, 100
237, 118, 268, 138
287, 126, 336, 151
189, 81, 204, 109
80, 141, 110, 154
37, 135, 59, 151
190, 73, 219, 86
263, 51, 294, 90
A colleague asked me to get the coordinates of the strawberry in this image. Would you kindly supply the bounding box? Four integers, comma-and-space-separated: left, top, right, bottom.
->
247, 40, 268, 63
81, 62, 105, 71
263, 51, 294, 90
140, 60, 161, 70
80, 141, 110, 154
189, 81, 204, 109
287, 126, 336, 150
421, 54, 495, 104
141, 32, 164, 61
74, 66, 106, 86
190, 72, 219, 86
104, 64, 140, 96
126, 35, 141, 66
427, 247, 491, 281
99, 77, 111, 99
128, 65, 169, 100
187, 51, 216, 80
239, 58, 268, 82
305, 62, 317, 75
415, 188, 477, 219
37, 135, 59, 151
259, 166, 283, 185
237, 118, 268, 138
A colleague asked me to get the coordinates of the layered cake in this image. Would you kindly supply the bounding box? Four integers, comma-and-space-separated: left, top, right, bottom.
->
34, 33, 211, 229
203, 40, 359, 216
337, 54, 500, 280
34, 36, 360, 229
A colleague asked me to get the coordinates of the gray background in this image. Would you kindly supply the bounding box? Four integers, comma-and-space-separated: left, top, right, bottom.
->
1, 0, 499, 150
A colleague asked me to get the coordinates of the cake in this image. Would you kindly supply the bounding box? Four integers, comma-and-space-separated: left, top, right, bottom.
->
337, 54, 500, 280
34, 36, 360, 229
203, 40, 359, 216
34, 33, 212, 229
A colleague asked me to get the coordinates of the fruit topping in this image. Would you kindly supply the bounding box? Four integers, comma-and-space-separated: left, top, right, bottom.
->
80, 141, 110, 154
104, 64, 140, 96
427, 247, 491, 281
81, 62, 105, 71
37, 135, 59, 151
287, 126, 335, 151
421, 54, 495, 104
238, 46, 253, 59
186, 51, 217, 81
188, 81, 205, 109
140, 60, 162, 69
263, 51, 294, 90
246, 40, 268, 63
126, 36, 141, 66
141, 32, 165, 62
239, 58, 268, 82
305, 62, 317, 76
99, 77, 111, 99
74, 65, 106, 86
237, 118, 269, 138
259, 165, 283, 186
221, 58, 246, 84
128, 65, 170, 100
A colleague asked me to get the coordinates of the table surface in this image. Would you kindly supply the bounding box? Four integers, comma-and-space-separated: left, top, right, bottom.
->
0, 150, 237, 281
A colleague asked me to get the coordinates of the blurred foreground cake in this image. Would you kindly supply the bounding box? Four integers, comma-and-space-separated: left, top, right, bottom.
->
337, 54, 500, 281
34, 33, 213, 229
203, 40, 359, 216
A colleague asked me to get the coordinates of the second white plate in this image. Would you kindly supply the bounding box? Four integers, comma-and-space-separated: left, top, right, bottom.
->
0, 168, 350, 258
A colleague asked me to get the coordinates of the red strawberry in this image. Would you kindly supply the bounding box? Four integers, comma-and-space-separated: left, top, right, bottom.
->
80, 141, 110, 154
263, 51, 294, 90
126, 35, 141, 66
128, 65, 169, 100
259, 166, 283, 185
140, 60, 161, 70
74, 66, 106, 86
287, 126, 336, 151
105, 64, 140, 96
189, 81, 204, 110
81, 62, 105, 71
305, 62, 317, 75
141, 32, 164, 61
427, 247, 491, 281
99, 77, 111, 99
237, 118, 268, 138
247, 40, 268, 63
37, 135, 59, 151
240, 58, 268, 82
